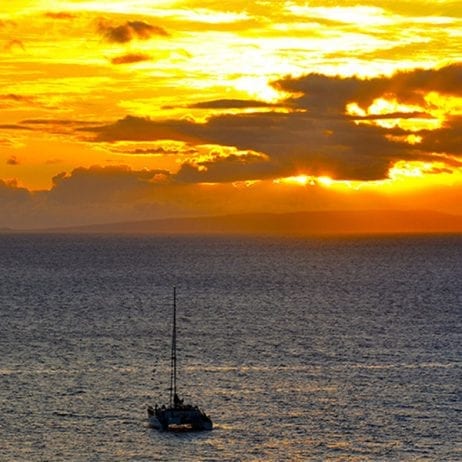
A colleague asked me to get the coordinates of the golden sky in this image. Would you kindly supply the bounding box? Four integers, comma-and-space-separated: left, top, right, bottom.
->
1, 0, 462, 228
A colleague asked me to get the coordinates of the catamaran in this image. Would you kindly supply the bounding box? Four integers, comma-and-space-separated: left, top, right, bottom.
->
147, 288, 213, 431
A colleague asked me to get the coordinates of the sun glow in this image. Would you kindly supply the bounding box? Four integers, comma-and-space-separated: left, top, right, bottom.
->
388, 160, 457, 181
424, 92, 462, 117
273, 160, 462, 195
274, 175, 313, 186
369, 98, 421, 115
317, 176, 334, 187
346, 98, 442, 131
274, 175, 337, 188
234, 76, 285, 103
347, 91, 462, 132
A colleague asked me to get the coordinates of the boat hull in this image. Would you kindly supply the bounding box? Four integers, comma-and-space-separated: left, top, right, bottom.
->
148, 406, 212, 432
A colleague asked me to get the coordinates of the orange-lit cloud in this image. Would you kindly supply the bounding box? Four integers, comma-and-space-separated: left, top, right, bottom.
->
110, 53, 152, 65
6, 155, 19, 166
97, 19, 169, 43
44, 12, 76, 20
3, 39, 25, 52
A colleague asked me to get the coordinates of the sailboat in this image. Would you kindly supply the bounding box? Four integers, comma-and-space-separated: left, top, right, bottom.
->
147, 287, 213, 431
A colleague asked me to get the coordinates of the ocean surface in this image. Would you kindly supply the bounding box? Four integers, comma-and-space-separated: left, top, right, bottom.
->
0, 233, 460, 461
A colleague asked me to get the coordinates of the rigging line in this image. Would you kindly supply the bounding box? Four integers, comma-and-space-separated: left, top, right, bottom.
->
169, 286, 177, 407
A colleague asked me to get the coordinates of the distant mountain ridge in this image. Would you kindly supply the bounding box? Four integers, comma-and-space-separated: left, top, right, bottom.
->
35, 210, 462, 235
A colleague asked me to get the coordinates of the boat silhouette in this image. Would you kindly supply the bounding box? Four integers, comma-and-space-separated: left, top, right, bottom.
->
147, 288, 213, 431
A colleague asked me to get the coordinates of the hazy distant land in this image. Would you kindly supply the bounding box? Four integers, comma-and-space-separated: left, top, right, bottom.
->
11, 210, 461, 236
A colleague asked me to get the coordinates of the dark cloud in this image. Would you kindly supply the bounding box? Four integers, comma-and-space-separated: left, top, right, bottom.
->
352, 111, 431, 121
3, 39, 25, 52
0, 180, 31, 204
98, 20, 169, 43
6, 156, 19, 166
188, 112, 412, 181
0, 94, 30, 102
22, 119, 97, 126
176, 152, 275, 183
278, 62, 462, 112
81, 115, 201, 143
19, 119, 102, 135
44, 12, 76, 20
0, 94, 35, 108
113, 146, 198, 155
49, 165, 170, 205
110, 53, 151, 65
418, 117, 462, 155
78, 112, 411, 181
0, 123, 34, 131
0, 169, 172, 229
188, 99, 277, 109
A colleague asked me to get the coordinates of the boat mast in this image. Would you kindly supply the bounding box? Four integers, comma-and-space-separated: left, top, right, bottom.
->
169, 287, 177, 407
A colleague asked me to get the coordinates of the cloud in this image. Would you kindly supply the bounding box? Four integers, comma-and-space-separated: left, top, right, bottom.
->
1, 165, 461, 230
187, 99, 277, 109
0, 94, 29, 102
77, 113, 412, 181
0, 123, 34, 131
110, 52, 151, 65
82, 63, 462, 181
22, 119, 97, 126
44, 12, 76, 20
0, 167, 179, 229
418, 116, 462, 155
0, 179, 29, 198
6, 156, 19, 166
0, 94, 35, 108
48, 165, 170, 205
0, 167, 351, 228
17, 118, 102, 135
3, 39, 25, 52
0, 19, 16, 29
80, 115, 202, 144
98, 20, 169, 43
176, 151, 274, 183
277, 62, 462, 112
0, 180, 34, 227
112, 145, 198, 156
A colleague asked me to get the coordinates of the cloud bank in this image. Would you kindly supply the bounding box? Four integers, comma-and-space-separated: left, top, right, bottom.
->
0, 165, 460, 230
71, 63, 462, 182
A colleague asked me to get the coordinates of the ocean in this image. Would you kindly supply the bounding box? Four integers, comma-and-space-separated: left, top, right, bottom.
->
0, 234, 460, 461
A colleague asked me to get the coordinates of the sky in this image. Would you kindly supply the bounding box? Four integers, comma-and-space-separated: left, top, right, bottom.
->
1, 0, 461, 229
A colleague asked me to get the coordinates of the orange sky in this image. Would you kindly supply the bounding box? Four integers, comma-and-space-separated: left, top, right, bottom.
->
1, 1, 461, 229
